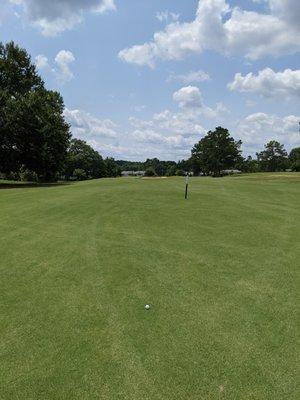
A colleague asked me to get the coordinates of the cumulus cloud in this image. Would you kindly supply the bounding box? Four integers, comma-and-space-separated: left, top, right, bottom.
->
119, 0, 300, 67
167, 70, 210, 84
156, 11, 180, 23
35, 50, 75, 83
172, 86, 229, 118
236, 112, 300, 152
9, 0, 116, 36
122, 87, 231, 159
268, 0, 300, 29
173, 86, 203, 109
55, 50, 75, 82
64, 108, 118, 139
229, 68, 300, 98
35, 54, 49, 70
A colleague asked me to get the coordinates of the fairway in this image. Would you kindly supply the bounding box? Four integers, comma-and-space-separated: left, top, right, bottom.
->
0, 174, 299, 399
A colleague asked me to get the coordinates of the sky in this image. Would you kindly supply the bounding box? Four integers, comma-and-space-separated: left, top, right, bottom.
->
1, 0, 299, 161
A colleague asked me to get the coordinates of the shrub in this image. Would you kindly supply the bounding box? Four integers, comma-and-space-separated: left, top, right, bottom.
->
175, 169, 185, 176
73, 168, 87, 181
19, 167, 38, 182
145, 167, 156, 177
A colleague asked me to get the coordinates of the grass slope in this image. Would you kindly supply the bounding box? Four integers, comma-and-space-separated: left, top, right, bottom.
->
0, 174, 299, 399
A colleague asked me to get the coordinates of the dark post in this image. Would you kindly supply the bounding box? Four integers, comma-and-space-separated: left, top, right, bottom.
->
185, 173, 189, 199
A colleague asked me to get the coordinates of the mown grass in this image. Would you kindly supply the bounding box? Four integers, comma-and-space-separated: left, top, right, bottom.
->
0, 173, 299, 399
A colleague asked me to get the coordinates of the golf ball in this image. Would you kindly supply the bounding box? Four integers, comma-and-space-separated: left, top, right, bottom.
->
145, 304, 150, 310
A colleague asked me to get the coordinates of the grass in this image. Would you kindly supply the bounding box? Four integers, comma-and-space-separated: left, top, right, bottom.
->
0, 173, 299, 399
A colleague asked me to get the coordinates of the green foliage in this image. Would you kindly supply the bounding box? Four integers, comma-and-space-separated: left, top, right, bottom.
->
0, 41, 43, 97
144, 167, 156, 177
104, 157, 121, 177
0, 41, 71, 181
144, 158, 176, 176
256, 141, 288, 172
73, 168, 87, 181
175, 169, 185, 176
235, 156, 260, 173
64, 139, 106, 180
166, 165, 177, 176
115, 160, 145, 172
289, 147, 300, 171
19, 167, 38, 182
191, 127, 242, 176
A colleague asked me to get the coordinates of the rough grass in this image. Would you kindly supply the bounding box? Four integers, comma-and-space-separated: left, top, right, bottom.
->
0, 173, 299, 399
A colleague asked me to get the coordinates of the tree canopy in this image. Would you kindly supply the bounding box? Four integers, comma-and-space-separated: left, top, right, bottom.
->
256, 141, 288, 172
289, 147, 300, 172
0, 41, 70, 181
64, 138, 106, 180
191, 127, 242, 176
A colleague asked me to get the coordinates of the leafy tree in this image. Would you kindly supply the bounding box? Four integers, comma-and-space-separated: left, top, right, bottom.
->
166, 165, 177, 176
175, 169, 185, 176
177, 158, 191, 173
0, 41, 43, 97
64, 139, 106, 179
19, 167, 38, 182
235, 155, 260, 173
73, 168, 87, 181
256, 141, 288, 172
105, 157, 121, 177
191, 127, 242, 177
144, 167, 156, 177
289, 147, 300, 171
115, 160, 145, 172
0, 41, 70, 181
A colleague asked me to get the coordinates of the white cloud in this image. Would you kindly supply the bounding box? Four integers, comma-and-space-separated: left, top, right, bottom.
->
64, 108, 118, 139
173, 86, 203, 109
35, 50, 75, 83
229, 68, 300, 99
156, 11, 180, 23
55, 50, 75, 82
236, 112, 300, 152
168, 70, 210, 84
35, 54, 49, 70
268, 0, 300, 29
9, 0, 116, 36
122, 87, 230, 159
172, 86, 228, 118
119, 0, 300, 67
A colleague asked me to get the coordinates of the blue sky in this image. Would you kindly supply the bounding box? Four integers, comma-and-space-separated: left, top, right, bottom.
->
1, 0, 299, 160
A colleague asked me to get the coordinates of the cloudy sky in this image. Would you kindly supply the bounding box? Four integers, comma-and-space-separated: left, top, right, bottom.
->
1, 0, 299, 160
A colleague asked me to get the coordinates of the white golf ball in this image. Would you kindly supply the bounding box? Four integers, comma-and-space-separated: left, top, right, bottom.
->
145, 304, 150, 310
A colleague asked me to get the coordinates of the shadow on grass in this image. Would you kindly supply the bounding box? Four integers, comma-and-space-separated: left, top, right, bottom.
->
0, 181, 73, 190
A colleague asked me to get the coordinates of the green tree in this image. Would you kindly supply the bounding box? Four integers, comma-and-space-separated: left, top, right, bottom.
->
166, 165, 177, 176
0, 41, 70, 181
289, 147, 300, 171
105, 157, 121, 177
256, 141, 288, 172
73, 168, 87, 181
64, 139, 106, 180
191, 127, 242, 177
144, 167, 156, 177
235, 156, 260, 173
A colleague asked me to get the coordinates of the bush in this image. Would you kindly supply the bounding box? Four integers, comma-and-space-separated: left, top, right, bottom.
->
144, 167, 156, 177
175, 169, 185, 176
73, 168, 87, 181
19, 167, 38, 182
166, 165, 177, 176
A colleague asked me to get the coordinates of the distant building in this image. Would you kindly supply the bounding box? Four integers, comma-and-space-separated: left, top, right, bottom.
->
222, 169, 242, 175
121, 171, 145, 177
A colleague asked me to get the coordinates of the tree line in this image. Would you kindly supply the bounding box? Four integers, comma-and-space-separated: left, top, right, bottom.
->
116, 131, 299, 177
1, 42, 299, 182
